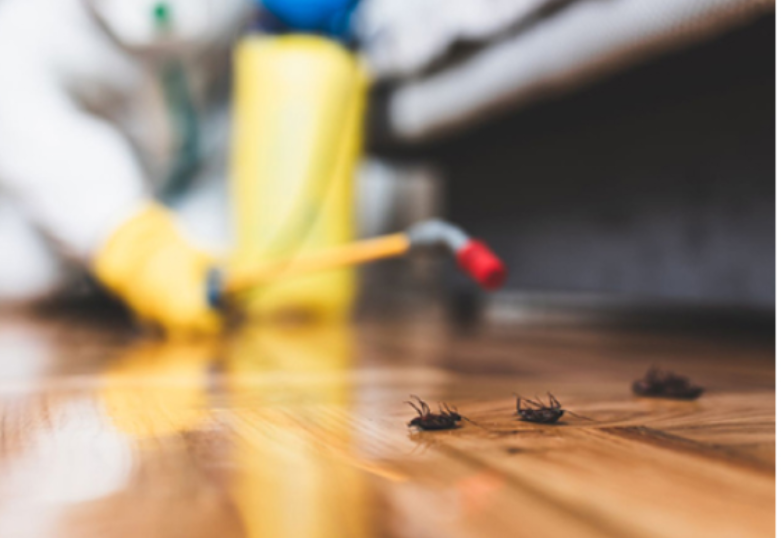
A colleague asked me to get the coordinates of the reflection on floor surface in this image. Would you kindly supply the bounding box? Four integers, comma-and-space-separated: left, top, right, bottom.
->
0, 309, 773, 538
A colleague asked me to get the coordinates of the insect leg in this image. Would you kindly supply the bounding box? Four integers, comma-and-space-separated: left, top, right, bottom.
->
415, 396, 431, 416
411, 395, 430, 415
406, 401, 423, 417
565, 410, 594, 421
513, 393, 522, 413
523, 397, 542, 409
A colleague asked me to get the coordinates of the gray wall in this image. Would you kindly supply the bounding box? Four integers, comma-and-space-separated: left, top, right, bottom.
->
372, 15, 774, 309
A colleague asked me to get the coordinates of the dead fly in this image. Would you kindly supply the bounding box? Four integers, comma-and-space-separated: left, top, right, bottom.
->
514, 393, 566, 424
406, 396, 463, 431
632, 367, 704, 400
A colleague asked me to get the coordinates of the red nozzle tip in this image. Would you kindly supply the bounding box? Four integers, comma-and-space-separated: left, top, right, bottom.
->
456, 240, 507, 290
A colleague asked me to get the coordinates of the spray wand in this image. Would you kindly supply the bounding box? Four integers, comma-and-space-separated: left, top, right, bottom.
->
208, 220, 506, 307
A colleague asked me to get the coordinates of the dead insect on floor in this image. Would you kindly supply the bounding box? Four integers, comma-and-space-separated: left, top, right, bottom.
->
406, 396, 462, 431
515, 393, 566, 424
632, 367, 704, 400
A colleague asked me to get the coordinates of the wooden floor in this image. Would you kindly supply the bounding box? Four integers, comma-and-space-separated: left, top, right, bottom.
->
0, 307, 773, 538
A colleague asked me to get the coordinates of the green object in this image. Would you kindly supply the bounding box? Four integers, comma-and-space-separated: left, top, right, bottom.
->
153, 2, 172, 31
159, 61, 202, 202
150, 1, 201, 201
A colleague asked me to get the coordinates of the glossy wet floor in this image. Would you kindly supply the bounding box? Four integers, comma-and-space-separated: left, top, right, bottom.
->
0, 310, 773, 538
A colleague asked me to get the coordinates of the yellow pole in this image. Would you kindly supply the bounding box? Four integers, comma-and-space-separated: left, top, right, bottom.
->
224, 233, 410, 296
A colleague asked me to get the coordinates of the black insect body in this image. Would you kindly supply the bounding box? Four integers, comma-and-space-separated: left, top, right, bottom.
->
406, 396, 462, 431
515, 393, 566, 424
632, 367, 704, 400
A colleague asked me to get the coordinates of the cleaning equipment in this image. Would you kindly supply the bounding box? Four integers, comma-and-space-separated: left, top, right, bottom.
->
212, 219, 507, 307
230, 33, 367, 320
152, 2, 202, 202
230, 1, 503, 322
261, 0, 359, 36
94, 203, 221, 335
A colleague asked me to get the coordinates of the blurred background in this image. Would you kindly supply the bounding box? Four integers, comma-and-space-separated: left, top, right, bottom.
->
0, 0, 774, 332
358, 0, 774, 331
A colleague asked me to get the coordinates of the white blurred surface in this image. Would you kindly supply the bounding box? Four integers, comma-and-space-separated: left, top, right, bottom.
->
359, 0, 774, 140
356, 0, 555, 78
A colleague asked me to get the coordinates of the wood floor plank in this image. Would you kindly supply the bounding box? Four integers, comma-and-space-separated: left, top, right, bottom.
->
0, 312, 773, 538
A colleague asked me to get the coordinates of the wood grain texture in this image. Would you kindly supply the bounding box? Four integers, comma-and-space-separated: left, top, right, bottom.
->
0, 311, 773, 538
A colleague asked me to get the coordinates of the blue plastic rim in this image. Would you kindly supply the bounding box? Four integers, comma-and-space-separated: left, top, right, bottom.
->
258, 0, 358, 37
